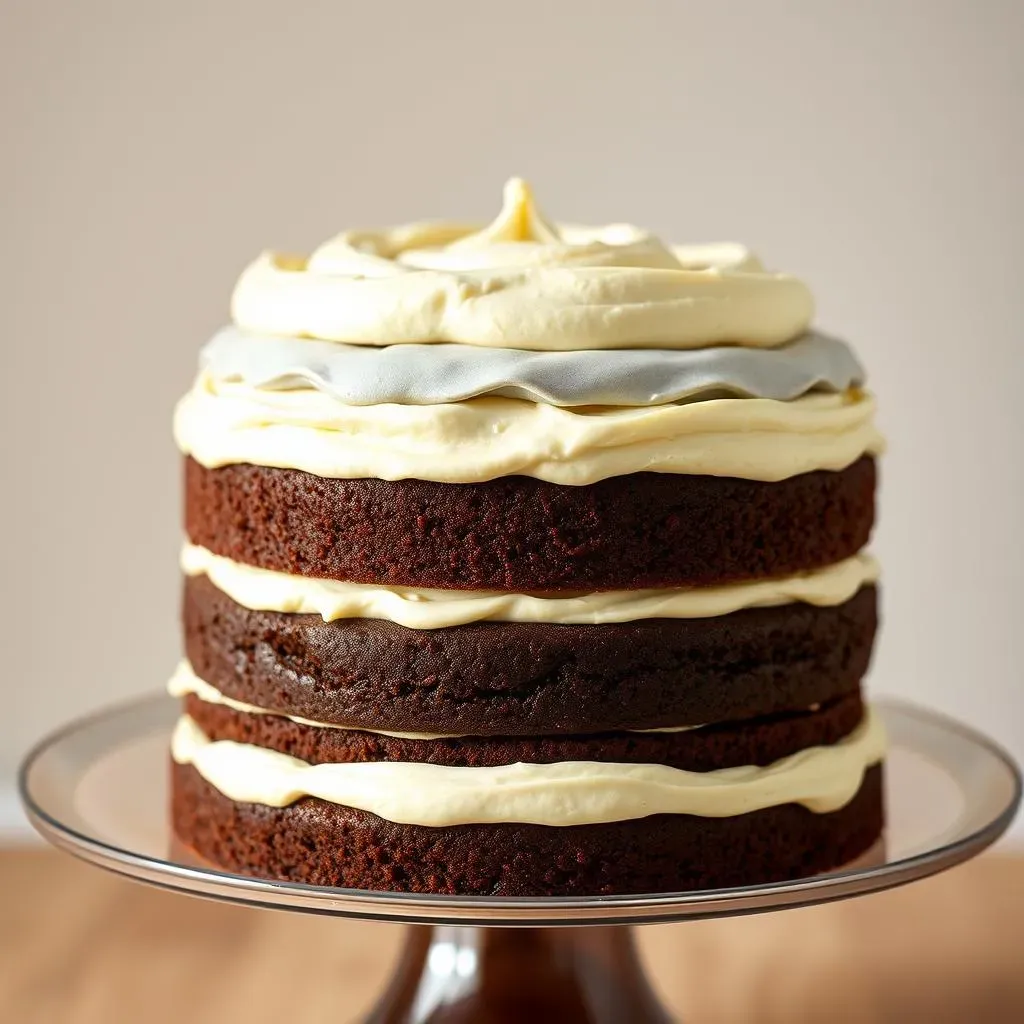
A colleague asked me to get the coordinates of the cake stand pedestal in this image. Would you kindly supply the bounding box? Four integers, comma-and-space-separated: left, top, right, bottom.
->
19, 697, 1021, 1023
368, 925, 668, 1022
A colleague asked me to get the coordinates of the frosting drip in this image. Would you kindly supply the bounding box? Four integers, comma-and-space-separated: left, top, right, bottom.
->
171, 706, 887, 825
200, 328, 865, 408
230, 178, 814, 351
174, 379, 883, 485
181, 544, 880, 627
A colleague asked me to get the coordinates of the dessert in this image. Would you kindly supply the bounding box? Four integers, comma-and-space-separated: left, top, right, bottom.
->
170, 179, 885, 895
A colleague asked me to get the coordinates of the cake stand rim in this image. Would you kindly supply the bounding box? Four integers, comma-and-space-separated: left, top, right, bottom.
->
18, 694, 1022, 927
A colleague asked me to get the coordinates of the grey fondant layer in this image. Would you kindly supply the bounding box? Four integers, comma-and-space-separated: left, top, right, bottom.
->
199, 328, 865, 407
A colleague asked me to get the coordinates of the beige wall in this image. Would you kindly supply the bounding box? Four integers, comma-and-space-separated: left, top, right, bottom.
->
3, 1, 1022, 828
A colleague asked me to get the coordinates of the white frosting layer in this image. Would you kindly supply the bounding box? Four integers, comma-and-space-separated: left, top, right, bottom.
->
168, 660, 703, 736
174, 377, 883, 485
171, 706, 887, 825
200, 328, 865, 407
181, 544, 881, 627
230, 179, 814, 351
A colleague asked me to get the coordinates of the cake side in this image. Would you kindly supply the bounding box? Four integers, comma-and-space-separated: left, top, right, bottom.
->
180, 689, 866, 770
183, 456, 877, 590
181, 574, 879, 734
173, 762, 884, 896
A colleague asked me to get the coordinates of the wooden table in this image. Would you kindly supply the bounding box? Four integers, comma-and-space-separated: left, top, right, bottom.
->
2, 849, 1022, 1023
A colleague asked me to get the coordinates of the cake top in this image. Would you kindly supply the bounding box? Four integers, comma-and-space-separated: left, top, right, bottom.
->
229, 178, 815, 351
176, 178, 881, 485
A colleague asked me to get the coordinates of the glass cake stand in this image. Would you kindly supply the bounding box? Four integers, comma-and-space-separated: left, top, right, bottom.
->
19, 695, 1021, 1023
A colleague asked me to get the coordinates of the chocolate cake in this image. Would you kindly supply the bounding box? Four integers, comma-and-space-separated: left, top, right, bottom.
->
170, 178, 886, 895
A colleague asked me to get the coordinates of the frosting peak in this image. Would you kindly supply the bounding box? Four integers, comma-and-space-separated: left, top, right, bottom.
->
449, 177, 561, 248
308, 176, 681, 276
231, 179, 814, 351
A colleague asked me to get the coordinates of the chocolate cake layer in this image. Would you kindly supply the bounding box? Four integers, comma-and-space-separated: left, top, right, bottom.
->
171, 762, 884, 895
184, 456, 876, 591
184, 575, 877, 734
183, 692, 863, 771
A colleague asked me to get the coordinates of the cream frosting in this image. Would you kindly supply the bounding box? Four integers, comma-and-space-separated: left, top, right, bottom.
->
199, 328, 865, 408
168, 660, 703, 736
181, 544, 880, 627
171, 706, 887, 825
174, 377, 883, 485
230, 178, 814, 351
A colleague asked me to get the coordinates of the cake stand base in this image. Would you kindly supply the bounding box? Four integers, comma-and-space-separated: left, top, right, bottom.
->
18, 695, 1022, 1024
366, 925, 669, 1023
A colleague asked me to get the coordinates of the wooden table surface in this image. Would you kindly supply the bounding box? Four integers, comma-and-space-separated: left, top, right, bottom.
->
2, 848, 1022, 1023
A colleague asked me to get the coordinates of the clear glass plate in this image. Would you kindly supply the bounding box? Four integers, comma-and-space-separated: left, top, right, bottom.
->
19, 695, 1021, 927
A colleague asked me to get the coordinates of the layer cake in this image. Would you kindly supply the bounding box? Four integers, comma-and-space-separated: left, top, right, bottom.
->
170, 179, 886, 895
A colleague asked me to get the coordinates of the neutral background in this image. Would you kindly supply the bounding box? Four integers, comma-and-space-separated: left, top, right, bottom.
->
2, 0, 1022, 838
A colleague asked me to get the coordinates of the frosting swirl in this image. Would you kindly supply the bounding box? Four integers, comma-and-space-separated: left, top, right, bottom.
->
231, 178, 814, 351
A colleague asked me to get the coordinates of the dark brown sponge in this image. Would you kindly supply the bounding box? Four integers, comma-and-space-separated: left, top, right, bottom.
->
171, 762, 884, 896
184, 456, 876, 591
183, 575, 878, 734
182, 692, 864, 771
